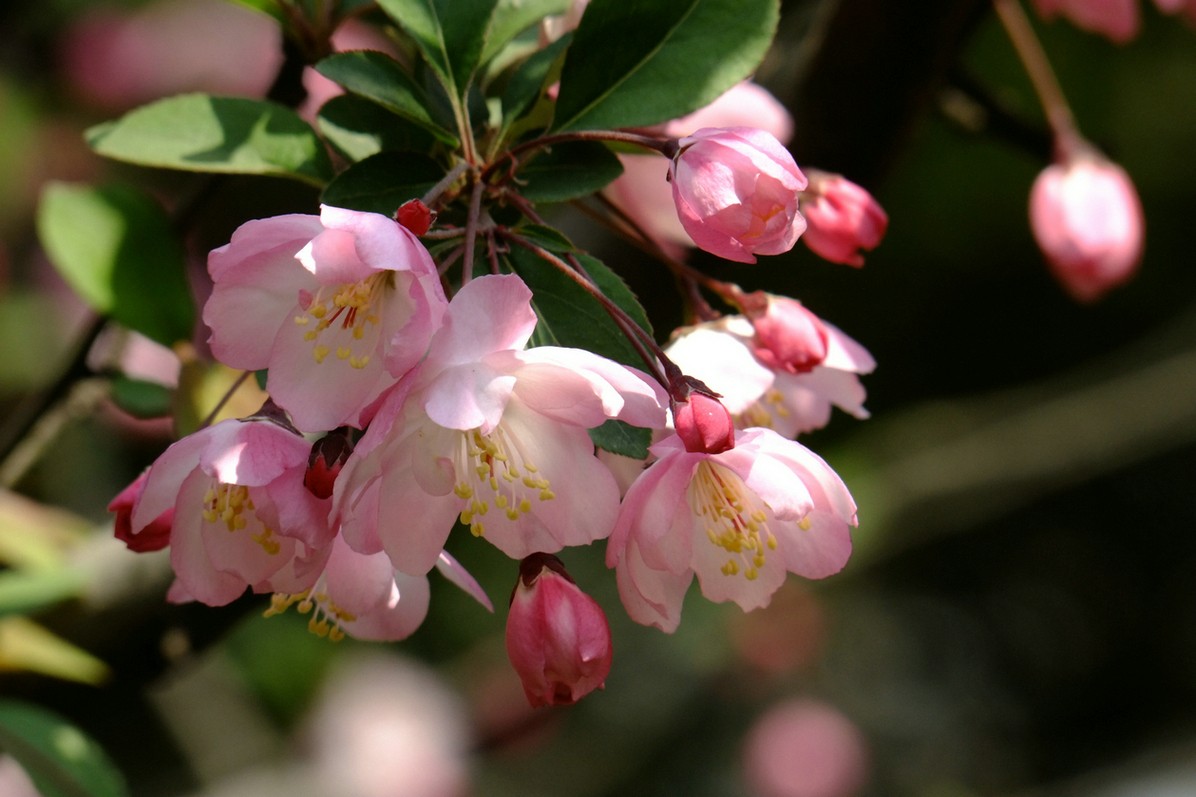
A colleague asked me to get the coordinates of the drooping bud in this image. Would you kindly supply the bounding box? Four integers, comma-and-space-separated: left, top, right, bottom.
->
800, 170, 889, 267
395, 198, 434, 236
109, 471, 172, 552
505, 553, 613, 707
739, 292, 830, 374
304, 428, 354, 499
669, 372, 735, 454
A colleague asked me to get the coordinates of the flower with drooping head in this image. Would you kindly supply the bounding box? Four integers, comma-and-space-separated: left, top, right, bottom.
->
1031, 0, 1140, 42
506, 552, 613, 707
335, 273, 667, 576
607, 423, 856, 633
1029, 150, 1144, 302
800, 171, 889, 267
204, 204, 448, 432
110, 471, 172, 552
669, 127, 807, 263
131, 413, 334, 606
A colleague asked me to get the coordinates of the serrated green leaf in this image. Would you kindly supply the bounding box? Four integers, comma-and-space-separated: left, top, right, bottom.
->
552, 0, 778, 132
479, 0, 572, 67
517, 140, 623, 203
36, 182, 194, 346
377, 0, 500, 97
589, 419, 651, 459
109, 376, 173, 420
0, 700, 128, 797
314, 51, 459, 145
87, 94, 333, 186
320, 151, 446, 215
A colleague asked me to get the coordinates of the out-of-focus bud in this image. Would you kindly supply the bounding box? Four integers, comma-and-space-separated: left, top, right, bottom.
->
109, 471, 171, 552
669, 127, 807, 264
505, 553, 613, 707
670, 374, 736, 454
800, 171, 888, 267
1029, 150, 1144, 302
395, 198, 434, 237
1031, 0, 1140, 43
304, 428, 354, 500
739, 292, 830, 374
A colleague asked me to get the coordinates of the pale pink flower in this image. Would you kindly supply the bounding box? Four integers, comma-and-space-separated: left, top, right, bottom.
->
131, 416, 333, 606
204, 205, 448, 432
505, 553, 613, 707
1029, 152, 1144, 302
800, 171, 889, 267
607, 428, 856, 632
670, 127, 808, 263
1031, 0, 1140, 42
335, 274, 666, 576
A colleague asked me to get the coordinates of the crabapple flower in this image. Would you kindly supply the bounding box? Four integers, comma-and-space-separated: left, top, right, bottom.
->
505, 553, 613, 707
1031, 0, 1140, 42
669, 127, 807, 263
1029, 151, 1144, 302
109, 471, 171, 552
335, 274, 666, 576
130, 416, 333, 606
607, 428, 856, 632
800, 171, 889, 267
204, 204, 448, 432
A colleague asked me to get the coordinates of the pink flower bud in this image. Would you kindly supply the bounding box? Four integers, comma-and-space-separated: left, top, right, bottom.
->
304, 428, 354, 500
669, 127, 808, 264
395, 198, 434, 237
800, 172, 888, 267
109, 472, 172, 553
669, 374, 736, 454
741, 292, 830, 374
1029, 152, 1144, 302
505, 553, 613, 707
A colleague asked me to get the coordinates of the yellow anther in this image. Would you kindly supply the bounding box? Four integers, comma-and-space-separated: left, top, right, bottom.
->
313, 345, 330, 363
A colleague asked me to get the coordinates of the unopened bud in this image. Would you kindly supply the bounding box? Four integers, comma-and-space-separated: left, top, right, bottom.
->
740, 292, 829, 374
304, 428, 354, 499
396, 198, 434, 236
670, 375, 735, 454
109, 472, 172, 552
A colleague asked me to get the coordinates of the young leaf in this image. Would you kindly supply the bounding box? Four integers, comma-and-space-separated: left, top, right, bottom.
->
317, 94, 438, 162
86, 94, 333, 186
517, 140, 623, 203
479, 0, 572, 68
314, 51, 459, 146
589, 418, 651, 459
109, 377, 174, 420
0, 700, 128, 797
376, 0, 500, 97
552, 0, 778, 132
321, 152, 446, 215
499, 33, 571, 133
36, 182, 194, 347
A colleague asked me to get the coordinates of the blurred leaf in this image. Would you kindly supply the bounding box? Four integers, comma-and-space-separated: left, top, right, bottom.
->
317, 94, 437, 162
321, 151, 445, 215
173, 355, 268, 437
314, 51, 459, 145
109, 377, 173, 420
224, 0, 285, 22
377, 0, 500, 97
553, 0, 778, 131
0, 491, 90, 571
589, 419, 651, 459
479, 0, 571, 67
0, 570, 84, 619
36, 183, 194, 347
518, 140, 623, 203
0, 618, 109, 685
87, 94, 333, 186
0, 700, 128, 797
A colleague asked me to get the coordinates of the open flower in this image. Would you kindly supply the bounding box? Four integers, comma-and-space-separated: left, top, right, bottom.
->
204, 205, 448, 432
607, 428, 856, 632
335, 274, 666, 576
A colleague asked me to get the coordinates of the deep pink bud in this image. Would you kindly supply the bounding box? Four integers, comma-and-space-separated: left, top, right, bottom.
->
800, 171, 889, 267
1029, 152, 1144, 302
505, 553, 613, 708
304, 428, 354, 499
109, 472, 172, 552
395, 198, 434, 236
740, 292, 830, 374
669, 373, 735, 454
669, 127, 807, 264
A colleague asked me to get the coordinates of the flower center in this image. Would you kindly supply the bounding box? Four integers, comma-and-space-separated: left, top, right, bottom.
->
452, 426, 554, 537
688, 460, 779, 581
735, 388, 790, 430
201, 482, 280, 555
293, 272, 392, 369
264, 585, 354, 642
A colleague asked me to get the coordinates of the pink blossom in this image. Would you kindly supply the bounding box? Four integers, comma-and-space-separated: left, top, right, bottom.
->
109, 471, 172, 552
1029, 152, 1144, 302
505, 553, 613, 707
607, 428, 856, 632
800, 171, 889, 267
335, 274, 666, 576
670, 127, 808, 263
131, 417, 333, 606
204, 205, 448, 431
743, 699, 869, 797
1031, 0, 1140, 42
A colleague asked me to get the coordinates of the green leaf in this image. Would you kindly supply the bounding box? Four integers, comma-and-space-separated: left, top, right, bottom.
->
0, 618, 109, 686
321, 151, 445, 215
514, 223, 575, 253
552, 0, 778, 132
479, 0, 572, 68
377, 0, 500, 97
517, 140, 623, 203
314, 51, 459, 146
109, 376, 173, 420
499, 33, 571, 133
589, 419, 651, 459
318, 94, 438, 162
87, 94, 333, 186
0, 570, 84, 619
0, 700, 128, 797
37, 182, 194, 346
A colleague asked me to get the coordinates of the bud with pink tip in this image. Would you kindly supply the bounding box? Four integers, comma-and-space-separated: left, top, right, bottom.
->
109, 471, 172, 553
1029, 151, 1144, 302
303, 428, 354, 500
669, 127, 807, 264
670, 373, 736, 454
740, 292, 830, 374
505, 553, 613, 707
800, 171, 888, 267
